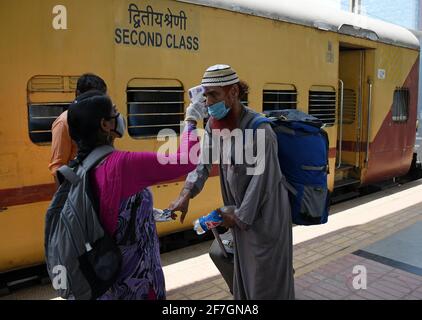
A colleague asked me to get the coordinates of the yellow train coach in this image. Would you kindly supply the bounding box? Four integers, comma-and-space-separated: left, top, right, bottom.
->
0, 0, 419, 274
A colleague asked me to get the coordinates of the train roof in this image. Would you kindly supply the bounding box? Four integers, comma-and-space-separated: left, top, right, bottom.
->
178, 0, 420, 50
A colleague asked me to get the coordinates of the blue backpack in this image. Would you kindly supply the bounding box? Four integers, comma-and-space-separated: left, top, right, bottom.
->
247, 109, 330, 225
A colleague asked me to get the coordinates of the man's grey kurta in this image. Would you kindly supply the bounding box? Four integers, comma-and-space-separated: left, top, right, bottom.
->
184, 106, 295, 300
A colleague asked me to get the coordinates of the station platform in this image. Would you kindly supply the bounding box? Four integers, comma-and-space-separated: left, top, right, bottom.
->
2, 179, 422, 300
164, 178, 422, 300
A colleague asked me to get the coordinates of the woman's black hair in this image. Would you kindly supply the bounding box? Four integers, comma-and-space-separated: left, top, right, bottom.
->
67, 90, 113, 166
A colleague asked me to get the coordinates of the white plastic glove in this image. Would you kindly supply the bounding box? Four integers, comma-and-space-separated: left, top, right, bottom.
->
185, 96, 208, 122
189, 85, 205, 104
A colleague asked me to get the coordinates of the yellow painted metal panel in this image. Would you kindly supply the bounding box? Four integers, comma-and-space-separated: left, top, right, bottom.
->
0, 0, 419, 272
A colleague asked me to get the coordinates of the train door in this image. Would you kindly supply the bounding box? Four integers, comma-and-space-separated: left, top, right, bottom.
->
335, 46, 366, 190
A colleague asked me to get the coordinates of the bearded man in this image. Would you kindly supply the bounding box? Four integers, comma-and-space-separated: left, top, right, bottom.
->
170, 64, 294, 300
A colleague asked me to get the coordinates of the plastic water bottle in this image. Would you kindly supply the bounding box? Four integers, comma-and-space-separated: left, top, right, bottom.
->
193, 209, 223, 235
193, 219, 206, 235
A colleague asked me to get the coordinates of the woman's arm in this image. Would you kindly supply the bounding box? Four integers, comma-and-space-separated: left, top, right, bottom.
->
120, 123, 200, 199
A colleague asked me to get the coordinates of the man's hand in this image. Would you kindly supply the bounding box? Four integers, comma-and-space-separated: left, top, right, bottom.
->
220, 212, 236, 228
168, 188, 192, 223
218, 206, 236, 228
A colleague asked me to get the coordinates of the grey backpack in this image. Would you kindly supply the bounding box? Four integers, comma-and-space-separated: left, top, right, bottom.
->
44, 145, 122, 300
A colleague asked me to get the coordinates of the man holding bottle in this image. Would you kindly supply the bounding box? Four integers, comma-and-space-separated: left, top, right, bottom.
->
169, 64, 295, 300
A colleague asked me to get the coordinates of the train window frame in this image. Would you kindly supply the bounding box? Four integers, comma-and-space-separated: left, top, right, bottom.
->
27, 75, 79, 145
126, 78, 185, 139
308, 85, 337, 127
262, 83, 297, 114
392, 88, 409, 123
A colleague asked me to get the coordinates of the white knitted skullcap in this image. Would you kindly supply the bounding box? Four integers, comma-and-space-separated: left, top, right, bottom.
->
201, 64, 240, 87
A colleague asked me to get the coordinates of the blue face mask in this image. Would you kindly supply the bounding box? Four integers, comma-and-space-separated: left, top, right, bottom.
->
208, 101, 231, 120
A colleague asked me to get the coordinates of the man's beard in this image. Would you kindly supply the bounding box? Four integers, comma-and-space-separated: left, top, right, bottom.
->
208, 108, 238, 132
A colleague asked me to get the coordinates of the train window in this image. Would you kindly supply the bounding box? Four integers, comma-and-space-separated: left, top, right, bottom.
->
127, 79, 184, 138
28, 103, 70, 144
340, 89, 357, 124
392, 88, 409, 122
309, 86, 336, 127
27, 76, 78, 144
262, 84, 297, 114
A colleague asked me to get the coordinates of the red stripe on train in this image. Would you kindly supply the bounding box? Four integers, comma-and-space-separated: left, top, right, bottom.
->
0, 183, 56, 207
0, 165, 220, 208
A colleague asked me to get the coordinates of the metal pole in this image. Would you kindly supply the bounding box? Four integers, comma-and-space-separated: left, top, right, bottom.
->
365, 79, 373, 165
356, 50, 364, 167
337, 80, 345, 169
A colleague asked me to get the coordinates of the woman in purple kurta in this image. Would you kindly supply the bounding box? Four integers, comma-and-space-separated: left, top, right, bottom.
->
67, 90, 203, 300
91, 129, 198, 300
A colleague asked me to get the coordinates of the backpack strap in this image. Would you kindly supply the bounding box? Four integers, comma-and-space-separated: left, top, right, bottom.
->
82, 145, 115, 171
229, 114, 272, 165
247, 115, 272, 132
301, 165, 328, 171
241, 114, 272, 148
57, 165, 80, 185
